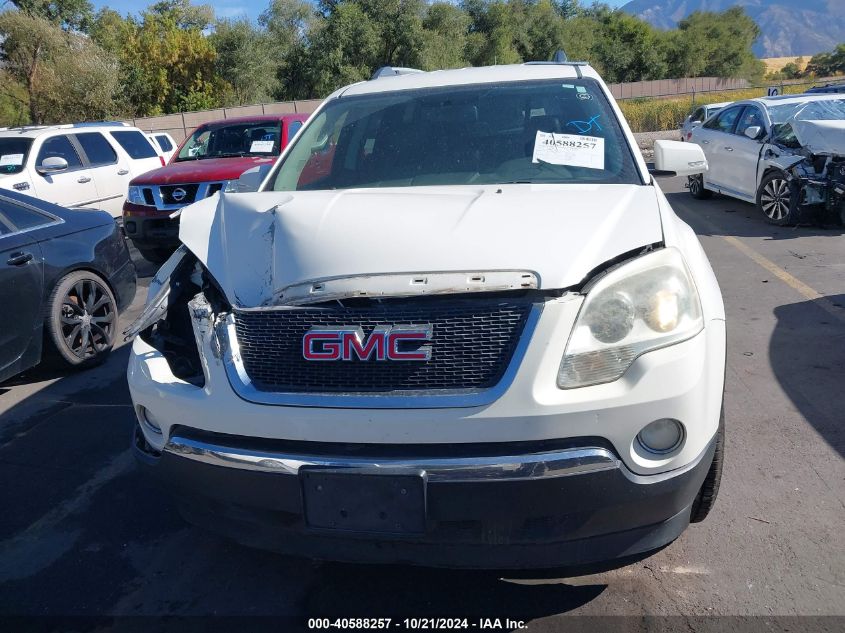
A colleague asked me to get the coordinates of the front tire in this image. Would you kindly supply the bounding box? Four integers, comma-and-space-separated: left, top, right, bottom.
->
757, 171, 798, 225
44, 271, 117, 369
688, 174, 712, 199
690, 409, 724, 523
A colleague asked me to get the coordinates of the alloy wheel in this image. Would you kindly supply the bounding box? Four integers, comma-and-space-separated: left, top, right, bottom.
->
760, 177, 791, 220
59, 279, 116, 360
689, 176, 702, 196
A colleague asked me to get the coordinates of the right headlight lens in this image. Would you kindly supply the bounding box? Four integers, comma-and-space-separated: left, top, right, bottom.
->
558, 247, 703, 389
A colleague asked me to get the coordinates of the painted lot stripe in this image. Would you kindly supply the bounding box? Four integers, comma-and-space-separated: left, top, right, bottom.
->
720, 234, 845, 324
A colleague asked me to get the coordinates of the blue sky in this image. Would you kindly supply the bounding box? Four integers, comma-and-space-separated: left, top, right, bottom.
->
92, 0, 629, 23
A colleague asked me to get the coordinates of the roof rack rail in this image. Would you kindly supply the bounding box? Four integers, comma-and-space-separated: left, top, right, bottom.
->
370, 66, 425, 80
73, 121, 130, 128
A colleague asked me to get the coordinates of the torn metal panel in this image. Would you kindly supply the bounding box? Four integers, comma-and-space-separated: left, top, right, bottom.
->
264, 270, 539, 307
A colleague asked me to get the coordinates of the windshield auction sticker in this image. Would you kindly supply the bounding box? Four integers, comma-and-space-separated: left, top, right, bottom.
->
0, 154, 24, 166
250, 140, 275, 153
532, 131, 604, 170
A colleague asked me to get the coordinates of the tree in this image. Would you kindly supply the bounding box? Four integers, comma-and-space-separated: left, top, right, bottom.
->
90, 2, 222, 116
463, 0, 522, 66
211, 18, 279, 105
0, 10, 120, 124
806, 45, 845, 77
421, 2, 470, 69
8, 0, 93, 31
589, 9, 668, 82
670, 8, 764, 81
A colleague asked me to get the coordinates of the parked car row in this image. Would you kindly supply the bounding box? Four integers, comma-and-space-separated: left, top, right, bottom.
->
122, 114, 308, 263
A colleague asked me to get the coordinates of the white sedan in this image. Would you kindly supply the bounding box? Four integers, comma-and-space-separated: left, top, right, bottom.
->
689, 94, 845, 225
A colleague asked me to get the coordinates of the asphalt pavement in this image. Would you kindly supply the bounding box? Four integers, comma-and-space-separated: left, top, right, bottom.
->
0, 177, 843, 631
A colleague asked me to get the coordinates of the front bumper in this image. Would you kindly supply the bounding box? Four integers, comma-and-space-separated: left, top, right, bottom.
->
134, 425, 716, 569
122, 202, 181, 247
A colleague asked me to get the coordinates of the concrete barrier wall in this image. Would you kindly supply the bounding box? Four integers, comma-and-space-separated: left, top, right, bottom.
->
606, 76, 749, 100
130, 77, 755, 143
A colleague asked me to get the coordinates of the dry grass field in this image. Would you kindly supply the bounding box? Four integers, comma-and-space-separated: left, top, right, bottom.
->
761, 56, 810, 74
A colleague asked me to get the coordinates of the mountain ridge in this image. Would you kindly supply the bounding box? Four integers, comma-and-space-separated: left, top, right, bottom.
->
620, 0, 845, 57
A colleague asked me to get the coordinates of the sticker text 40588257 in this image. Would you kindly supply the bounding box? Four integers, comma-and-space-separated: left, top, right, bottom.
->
532, 131, 605, 171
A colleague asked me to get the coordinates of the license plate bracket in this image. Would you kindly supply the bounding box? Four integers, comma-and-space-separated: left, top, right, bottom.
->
301, 469, 426, 535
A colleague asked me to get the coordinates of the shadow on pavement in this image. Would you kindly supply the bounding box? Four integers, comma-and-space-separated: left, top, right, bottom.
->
769, 294, 845, 460
663, 189, 845, 240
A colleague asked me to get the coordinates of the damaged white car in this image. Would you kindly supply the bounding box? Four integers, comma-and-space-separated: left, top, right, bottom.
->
689, 94, 845, 225
126, 61, 726, 570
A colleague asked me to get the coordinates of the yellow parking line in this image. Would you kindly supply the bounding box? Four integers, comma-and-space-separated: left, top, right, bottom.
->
721, 235, 845, 324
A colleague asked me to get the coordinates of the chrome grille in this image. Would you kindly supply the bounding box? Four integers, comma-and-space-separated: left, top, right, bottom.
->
232, 298, 534, 394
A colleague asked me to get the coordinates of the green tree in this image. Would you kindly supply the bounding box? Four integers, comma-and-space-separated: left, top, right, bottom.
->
589, 8, 668, 82
211, 18, 279, 105
806, 45, 845, 76
91, 2, 222, 116
0, 10, 120, 124
421, 2, 470, 69
463, 0, 522, 66
8, 0, 93, 31
670, 8, 763, 80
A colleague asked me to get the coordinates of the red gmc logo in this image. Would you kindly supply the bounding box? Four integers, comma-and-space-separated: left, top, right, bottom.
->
302, 325, 433, 361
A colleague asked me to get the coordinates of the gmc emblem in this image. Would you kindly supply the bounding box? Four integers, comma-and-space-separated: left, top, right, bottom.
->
302, 325, 433, 361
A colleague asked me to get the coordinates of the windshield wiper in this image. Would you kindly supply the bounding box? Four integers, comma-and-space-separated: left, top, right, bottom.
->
215, 152, 247, 158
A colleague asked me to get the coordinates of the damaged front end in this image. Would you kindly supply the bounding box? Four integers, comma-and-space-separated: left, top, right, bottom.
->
765, 105, 845, 225
124, 246, 231, 388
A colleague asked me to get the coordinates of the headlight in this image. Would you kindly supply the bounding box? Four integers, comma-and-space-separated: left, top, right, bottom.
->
127, 185, 149, 206
558, 247, 703, 389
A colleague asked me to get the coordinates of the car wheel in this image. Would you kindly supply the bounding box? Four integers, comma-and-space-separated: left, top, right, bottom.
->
688, 174, 712, 199
137, 247, 174, 264
45, 271, 117, 368
690, 407, 724, 523
757, 172, 798, 225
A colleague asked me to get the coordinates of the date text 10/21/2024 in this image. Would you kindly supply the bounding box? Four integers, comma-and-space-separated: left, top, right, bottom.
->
307, 618, 528, 630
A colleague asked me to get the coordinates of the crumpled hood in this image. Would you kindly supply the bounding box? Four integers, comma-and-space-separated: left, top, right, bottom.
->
179, 184, 663, 308
792, 119, 845, 155
130, 156, 276, 185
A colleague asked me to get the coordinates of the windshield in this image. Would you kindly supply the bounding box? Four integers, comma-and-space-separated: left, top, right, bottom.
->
176, 121, 282, 161
270, 79, 641, 191
769, 98, 845, 124
0, 138, 33, 175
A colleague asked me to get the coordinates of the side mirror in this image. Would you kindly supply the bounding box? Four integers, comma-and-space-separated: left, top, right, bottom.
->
743, 125, 762, 140
37, 156, 68, 175
236, 164, 272, 193
652, 140, 708, 177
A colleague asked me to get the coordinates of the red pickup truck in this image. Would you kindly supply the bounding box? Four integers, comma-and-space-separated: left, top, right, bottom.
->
122, 114, 308, 263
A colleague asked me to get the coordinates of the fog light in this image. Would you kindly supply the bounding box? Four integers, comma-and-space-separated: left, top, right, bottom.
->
637, 418, 683, 454
139, 406, 163, 435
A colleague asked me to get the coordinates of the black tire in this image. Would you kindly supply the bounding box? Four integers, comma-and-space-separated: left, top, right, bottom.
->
44, 270, 117, 369
757, 171, 798, 225
137, 246, 173, 265
690, 408, 725, 523
688, 174, 712, 199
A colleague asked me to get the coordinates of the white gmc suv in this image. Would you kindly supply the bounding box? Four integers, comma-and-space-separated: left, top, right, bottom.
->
126, 61, 726, 570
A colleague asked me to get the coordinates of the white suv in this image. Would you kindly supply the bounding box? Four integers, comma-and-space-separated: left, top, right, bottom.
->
127, 61, 725, 570
0, 123, 163, 217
